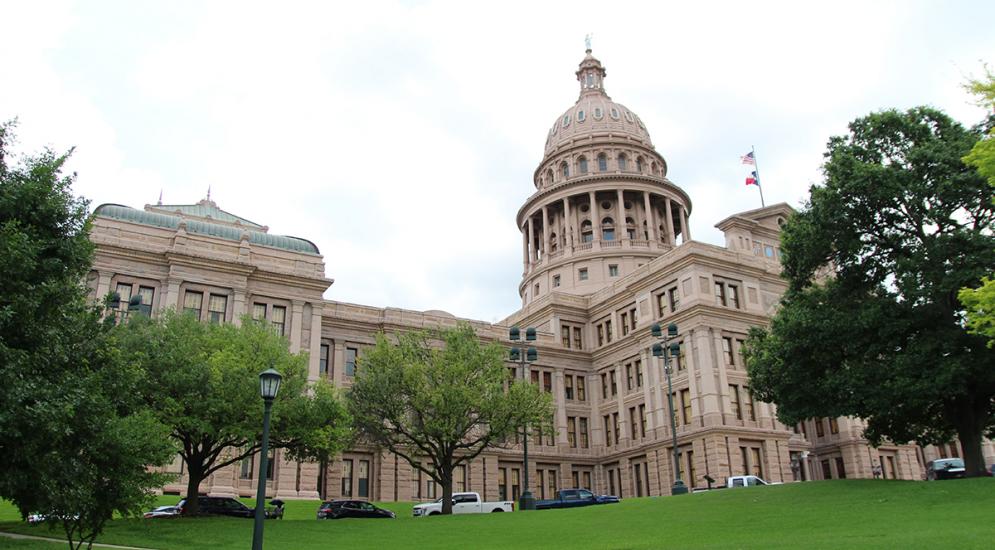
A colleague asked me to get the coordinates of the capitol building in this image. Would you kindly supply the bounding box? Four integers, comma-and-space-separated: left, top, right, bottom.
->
87, 49, 987, 502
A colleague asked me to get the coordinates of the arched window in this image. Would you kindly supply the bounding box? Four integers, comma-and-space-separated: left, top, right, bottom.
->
598, 154, 608, 172
602, 217, 615, 241
636, 156, 644, 173
594, 107, 603, 120
561, 162, 569, 179
651, 162, 658, 175
578, 156, 588, 174
550, 233, 558, 252
617, 154, 628, 171
577, 110, 586, 122
547, 169, 554, 183
625, 217, 636, 240
581, 220, 593, 243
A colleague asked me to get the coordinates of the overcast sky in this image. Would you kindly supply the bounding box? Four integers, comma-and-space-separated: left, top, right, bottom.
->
3, 0, 993, 322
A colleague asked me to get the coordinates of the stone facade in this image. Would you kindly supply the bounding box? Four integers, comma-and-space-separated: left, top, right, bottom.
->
88, 49, 994, 502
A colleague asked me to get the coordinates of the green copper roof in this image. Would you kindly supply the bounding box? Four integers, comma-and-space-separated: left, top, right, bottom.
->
154, 202, 264, 228
93, 204, 320, 255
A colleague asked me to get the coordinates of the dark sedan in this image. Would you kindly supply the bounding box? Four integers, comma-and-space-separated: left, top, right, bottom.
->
926, 458, 966, 480
176, 496, 253, 518
317, 500, 396, 519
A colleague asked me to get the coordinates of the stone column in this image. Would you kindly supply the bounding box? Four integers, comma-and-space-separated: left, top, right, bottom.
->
589, 191, 600, 243
274, 451, 300, 498
680, 204, 690, 242
289, 300, 304, 353
231, 289, 246, 326
554, 371, 569, 446
333, 341, 346, 388
161, 278, 181, 311
643, 191, 656, 242
641, 349, 656, 432
542, 205, 550, 258
664, 198, 676, 245
563, 197, 573, 255
616, 189, 627, 243
522, 229, 529, 272
308, 303, 323, 382
527, 216, 535, 266
298, 460, 321, 499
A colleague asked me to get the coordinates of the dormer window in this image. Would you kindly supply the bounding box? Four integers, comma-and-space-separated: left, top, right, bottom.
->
594, 107, 603, 119
624, 111, 634, 123
577, 110, 586, 122
610, 107, 620, 120
562, 114, 571, 128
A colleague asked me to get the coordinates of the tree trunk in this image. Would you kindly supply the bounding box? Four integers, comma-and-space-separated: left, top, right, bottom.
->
440, 460, 454, 515
184, 465, 205, 515
955, 419, 988, 477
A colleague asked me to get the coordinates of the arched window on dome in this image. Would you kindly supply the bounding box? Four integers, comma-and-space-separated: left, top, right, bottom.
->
581, 220, 593, 243
598, 154, 608, 172
617, 154, 628, 171
586, 73, 593, 88
594, 107, 603, 120
625, 217, 636, 240
651, 161, 658, 175
578, 156, 588, 174
601, 217, 615, 241
561, 162, 570, 179
577, 110, 586, 122
547, 169, 554, 184
636, 156, 644, 173
550, 232, 558, 253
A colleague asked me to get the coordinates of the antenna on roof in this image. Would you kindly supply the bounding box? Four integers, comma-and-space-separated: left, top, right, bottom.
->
157, 189, 163, 206
206, 185, 211, 201
585, 33, 593, 53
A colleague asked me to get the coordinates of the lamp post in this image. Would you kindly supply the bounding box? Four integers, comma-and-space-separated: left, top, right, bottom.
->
652, 322, 688, 495
509, 326, 538, 511
252, 368, 282, 550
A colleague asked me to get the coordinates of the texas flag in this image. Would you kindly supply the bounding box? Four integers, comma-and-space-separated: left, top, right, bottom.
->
745, 171, 759, 186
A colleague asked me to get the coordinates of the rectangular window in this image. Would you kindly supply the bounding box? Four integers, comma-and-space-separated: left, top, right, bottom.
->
687, 450, 697, 487
635, 360, 643, 388
271, 305, 287, 336
629, 308, 637, 331
603, 415, 612, 446
455, 465, 466, 493
579, 268, 588, 281
639, 404, 646, 438
597, 324, 605, 346
265, 449, 275, 480
553, 275, 561, 287
744, 387, 755, 421
829, 417, 839, 434
583, 471, 592, 490
730, 385, 742, 420
531, 370, 540, 385
657, 293, 667, 318
567, 417, 577, 448
821, 459, 832, 479
345, 347, 358, 376
740, 447, 750, 475
626, 364, 634, 391
358, 460, 370, 498
511, 469, 521, 501
751, 448, 763, 478
498, 468, 507, 501
629, 406, 638, 440
577, 376, 586, 401
565, 375, 574, 400
115, 283, 133, 314
609, 264, 619, 277
620, 312, 629, 335
561, 326, 570, 347
610, 370, 617, 396
183, 290, 203, 318
605, 320, 613, 343
714, 281, 726, 306
320, 344, 330, 376
572, 471, 579, 489
252, 303, 267, 321
611, 412, 620, 444
816, 418, 826, 437
722, 337, 734, 365
137, 285, 155, 312
579, 417, 589, 448
573, 327, 582, 350
543, 372, 552, 393
835, 457, 846, 479
534, 283, 539, 297
680, 389, 691, 425
675, 341, 686, 371
668, 287, 680, 312
240, 455, 253, 480
601, 373, 608, 398
208, 294, 227, 324
341, 459, 353, 496
728, 285, 740, 309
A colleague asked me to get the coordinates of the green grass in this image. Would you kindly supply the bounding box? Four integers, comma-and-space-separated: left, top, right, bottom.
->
2, 479, 994, 549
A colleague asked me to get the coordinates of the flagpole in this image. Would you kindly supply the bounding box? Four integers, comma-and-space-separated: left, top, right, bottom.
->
751, 145, 766, 207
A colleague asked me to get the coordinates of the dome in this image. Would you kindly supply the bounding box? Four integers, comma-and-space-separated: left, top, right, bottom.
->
543, 50, 653, 156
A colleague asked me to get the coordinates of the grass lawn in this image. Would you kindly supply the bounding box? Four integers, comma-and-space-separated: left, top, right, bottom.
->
2, 479, 994, 549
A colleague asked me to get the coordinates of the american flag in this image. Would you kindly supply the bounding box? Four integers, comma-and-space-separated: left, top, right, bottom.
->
741, 151, 756, 165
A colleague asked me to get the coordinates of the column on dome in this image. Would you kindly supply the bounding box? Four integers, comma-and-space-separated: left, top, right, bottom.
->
542, 205, 550, 257
643, 191, 657, 243
616, 189, 627, 243
680, 204, 690, 243
589, 191, 600, 243
522, 228, 529, 272
527, 216, 535, 266
563, 197, 573, 255
664, 197, 676, 245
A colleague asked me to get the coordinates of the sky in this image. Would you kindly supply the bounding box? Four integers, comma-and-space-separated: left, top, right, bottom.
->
2, 0, 993, 322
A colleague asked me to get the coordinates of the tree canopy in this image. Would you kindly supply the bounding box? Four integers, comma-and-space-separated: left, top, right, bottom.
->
744, 107, 995, 476
348, 323, 553, 514
0, 121, 174, 549
114, 311, 351, 515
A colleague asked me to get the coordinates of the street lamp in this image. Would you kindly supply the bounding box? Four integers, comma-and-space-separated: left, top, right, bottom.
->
509, 326, 538, 511
252, 367, 282, 550
652, 322, 688, 495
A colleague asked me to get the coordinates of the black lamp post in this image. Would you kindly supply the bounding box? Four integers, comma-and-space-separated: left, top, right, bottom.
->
252, 368, 282, 550
652, 322, 688, 495
509, 326, 538, 511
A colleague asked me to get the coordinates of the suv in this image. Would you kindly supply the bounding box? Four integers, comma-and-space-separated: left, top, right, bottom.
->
176, 496, 253, 518
925, 458, 966, 480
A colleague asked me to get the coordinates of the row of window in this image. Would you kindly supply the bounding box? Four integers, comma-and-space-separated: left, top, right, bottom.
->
541, 152, 662, 186
318, 344, 359, 378
729, 384, 756, 421
565, 416, 590, 448
498, 465, 593, 501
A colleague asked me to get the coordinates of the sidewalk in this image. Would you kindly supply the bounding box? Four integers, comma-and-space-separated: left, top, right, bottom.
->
0, 531, 157, 549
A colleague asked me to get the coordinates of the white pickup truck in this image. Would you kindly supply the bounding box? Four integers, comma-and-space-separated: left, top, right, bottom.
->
727, 475, 770, 488
412, 492, 514, 516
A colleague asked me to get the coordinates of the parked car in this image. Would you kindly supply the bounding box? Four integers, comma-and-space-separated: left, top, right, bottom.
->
143, 505, 182, 519
926, 458, 966, 480
176, 496, 253, 518
412, 492, 514, 516
26, 513, 78, 524
317, 500, 395, 519
727, 475, 770, 488
535, 489, 620, 510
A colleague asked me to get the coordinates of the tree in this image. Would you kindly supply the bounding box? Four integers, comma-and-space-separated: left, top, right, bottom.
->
114, 311, 351, 515
744, 107, 995, 477
0, 121, 175, 549
348, 323, 553, 514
